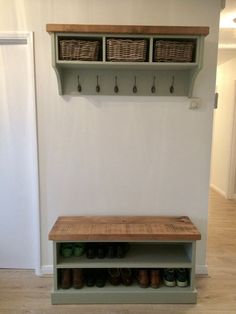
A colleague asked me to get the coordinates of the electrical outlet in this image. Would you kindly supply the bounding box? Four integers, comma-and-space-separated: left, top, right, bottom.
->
189, 98, 201, 110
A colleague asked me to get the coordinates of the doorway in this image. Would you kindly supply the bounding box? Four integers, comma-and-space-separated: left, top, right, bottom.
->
0, 33, 40, 274
211, 47, 236, 200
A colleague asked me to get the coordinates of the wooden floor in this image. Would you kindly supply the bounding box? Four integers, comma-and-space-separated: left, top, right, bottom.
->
0, 189, 236, 314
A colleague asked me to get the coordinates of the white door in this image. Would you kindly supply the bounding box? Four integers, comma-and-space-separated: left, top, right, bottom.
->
0, 34, 40, 270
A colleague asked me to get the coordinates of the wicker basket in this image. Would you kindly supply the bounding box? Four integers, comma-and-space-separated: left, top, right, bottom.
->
106, 38, 148, 62
153, 40, 195, 62
59, 39, 101, 61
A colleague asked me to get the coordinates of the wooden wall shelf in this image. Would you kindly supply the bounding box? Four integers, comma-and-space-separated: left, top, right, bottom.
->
47, 24, 209, 97
46, 24, 209, 36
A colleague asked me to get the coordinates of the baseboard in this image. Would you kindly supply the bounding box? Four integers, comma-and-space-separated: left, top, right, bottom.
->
196, 264, 208, 276
229, 194, 236, 200
40, 264, 208, 276
210, 184, 227, 198
41, 265, 53, 276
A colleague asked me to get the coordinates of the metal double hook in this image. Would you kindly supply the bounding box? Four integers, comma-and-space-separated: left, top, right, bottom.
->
151, 76, 156, 94
114, 76, 119, 93
96, 75, 100, 93
170, 76, 175, 94
133, 76, 137, 94
77, 75, 82, 92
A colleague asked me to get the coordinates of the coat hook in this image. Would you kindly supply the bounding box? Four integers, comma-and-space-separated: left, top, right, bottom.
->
96, 75, 100, 93
114, 76, 119, 93
133, 76, 137, 94
151, 76, 156, 94
170, 76, 175, 94
77, 75, 82, 92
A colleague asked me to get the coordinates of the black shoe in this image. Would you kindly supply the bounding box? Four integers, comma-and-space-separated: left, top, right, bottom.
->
85, 269, 96, 287
86, 244, 97, 259
95, 269, 107, 287
117, 243, 130, 258
97, 244, 107, 259
176, 268, 188, 287
120, 268, 133, 286
107, 244, 117, 258
108, 268, 121, 286
163, 268, 176, 287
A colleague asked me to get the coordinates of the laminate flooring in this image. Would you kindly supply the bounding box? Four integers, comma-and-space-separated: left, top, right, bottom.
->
0, 189, 236, 314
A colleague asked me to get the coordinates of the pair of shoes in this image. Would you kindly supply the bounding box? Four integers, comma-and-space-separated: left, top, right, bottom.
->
60, 243, 85, 258
163, 268, 188, 287
86, 244, 98, 259
86, 243, 109, 259
137, 269, 161, 288
108, 268, 133, 286
85, 269, 107, 288
86, 243, 130, 259
107, 243, 130, 258
60, 268, 84, 289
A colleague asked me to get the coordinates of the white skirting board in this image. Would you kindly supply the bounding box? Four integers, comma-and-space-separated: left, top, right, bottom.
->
39, 264, 208, 277
210, 184, 227, 198
196, 265, 208, 276
231, 194, 236, 200
210, 184, 236, 200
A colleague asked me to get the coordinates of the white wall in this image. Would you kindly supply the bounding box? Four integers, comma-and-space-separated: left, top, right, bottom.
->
0, 0, 221, 273
211, 48, 236, 197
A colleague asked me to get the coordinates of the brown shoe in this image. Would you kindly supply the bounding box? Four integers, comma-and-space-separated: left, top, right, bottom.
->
150, 269, 161, 289
137, 269, 149, 288
60, 268, 72, 289
120, 268, 133, 286
108, 268, 121, 286
72, 268, 84, 289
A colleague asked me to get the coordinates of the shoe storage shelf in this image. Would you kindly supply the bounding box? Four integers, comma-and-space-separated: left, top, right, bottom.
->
46, 24, 209, 97
49, 215, 201, 304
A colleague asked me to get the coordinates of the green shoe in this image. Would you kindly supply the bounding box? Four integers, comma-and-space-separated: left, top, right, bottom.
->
61, 243, 73, 258
73, 243, 85, 257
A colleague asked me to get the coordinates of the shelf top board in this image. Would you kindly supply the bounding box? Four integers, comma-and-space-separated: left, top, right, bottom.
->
49, 216, 201, 241
46, 24, 209, 36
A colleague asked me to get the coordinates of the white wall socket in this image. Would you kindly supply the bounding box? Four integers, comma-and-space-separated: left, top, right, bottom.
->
189, 98, 201, 110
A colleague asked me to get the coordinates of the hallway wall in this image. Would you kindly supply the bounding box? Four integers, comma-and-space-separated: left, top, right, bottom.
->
0, 0, 221, 273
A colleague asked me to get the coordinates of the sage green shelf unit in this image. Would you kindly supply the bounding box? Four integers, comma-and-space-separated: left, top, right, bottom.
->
47, 24, 209, 97
49, 216, 201, 305
52, 240, 197, 304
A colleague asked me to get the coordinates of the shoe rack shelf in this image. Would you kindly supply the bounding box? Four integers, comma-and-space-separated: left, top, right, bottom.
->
46, 24, 209, 97
49, 216, 201, 304
57, 243, 192, 269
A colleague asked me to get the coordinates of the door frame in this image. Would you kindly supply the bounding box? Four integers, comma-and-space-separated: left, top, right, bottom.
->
227, 81, 236, 200
0, 32, 41, 275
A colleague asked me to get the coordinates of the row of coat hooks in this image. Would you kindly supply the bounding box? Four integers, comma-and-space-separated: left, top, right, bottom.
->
77, 75, 176, 94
